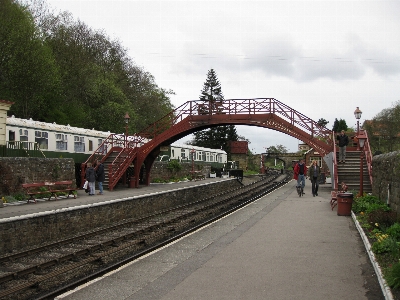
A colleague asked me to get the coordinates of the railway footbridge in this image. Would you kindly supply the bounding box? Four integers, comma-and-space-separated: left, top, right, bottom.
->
82, 98, 372, 193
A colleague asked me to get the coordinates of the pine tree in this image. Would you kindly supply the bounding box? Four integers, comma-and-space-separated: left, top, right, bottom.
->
192, 69, 239, 159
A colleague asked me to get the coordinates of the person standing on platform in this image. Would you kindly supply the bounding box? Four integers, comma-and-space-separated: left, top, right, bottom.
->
337, 130, 349, 163
293, 159, 308, 193
96, 160, 105, 195
308, 160, 321, 197
85, 162, 96, 196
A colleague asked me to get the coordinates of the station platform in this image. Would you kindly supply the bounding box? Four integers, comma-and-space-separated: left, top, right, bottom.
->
54, 180, 384, 300
0, 177, 232, 220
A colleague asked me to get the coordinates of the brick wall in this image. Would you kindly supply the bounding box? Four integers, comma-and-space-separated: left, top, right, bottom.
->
0, 157, 75, 195
0, 179, 239, 253
372, 151, 400, 213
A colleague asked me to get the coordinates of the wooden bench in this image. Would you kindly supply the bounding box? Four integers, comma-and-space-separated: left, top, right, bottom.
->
22, 181, 77, 204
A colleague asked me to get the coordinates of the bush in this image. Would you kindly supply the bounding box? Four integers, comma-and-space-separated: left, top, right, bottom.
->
386, 262, 400, 289
352, 195, 385, 214
387, 223, 400, 241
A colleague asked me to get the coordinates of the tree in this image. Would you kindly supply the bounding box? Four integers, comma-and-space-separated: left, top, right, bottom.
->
332, 118, 348, 132
191, 69, 239, 159
317, 118, 329, 128
0, 0, 61, 120
365, 101, 400, 153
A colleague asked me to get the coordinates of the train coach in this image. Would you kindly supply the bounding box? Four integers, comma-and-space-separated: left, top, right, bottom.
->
2, 116, 228, 172
4, 115, 111, 162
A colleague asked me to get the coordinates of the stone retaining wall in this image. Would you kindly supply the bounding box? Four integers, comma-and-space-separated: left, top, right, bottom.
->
0, 179, 239, 253
0, 157, 75, 195
372, 151, 400, 213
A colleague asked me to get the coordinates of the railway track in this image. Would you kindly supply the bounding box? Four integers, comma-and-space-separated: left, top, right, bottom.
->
0, 172, 290, 300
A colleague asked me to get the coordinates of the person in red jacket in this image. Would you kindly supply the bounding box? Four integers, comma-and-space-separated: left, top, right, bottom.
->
293, 159, 308, 192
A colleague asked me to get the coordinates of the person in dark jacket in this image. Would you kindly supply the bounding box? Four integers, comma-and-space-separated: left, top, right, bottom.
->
293, 159, 308, 192
85, 162, 96, 196
307, 160, 321, 197
96, 160, 105, 195
337, 130, 349, 163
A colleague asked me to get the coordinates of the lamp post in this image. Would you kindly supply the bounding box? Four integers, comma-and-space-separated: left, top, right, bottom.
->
124, 113, 130, 147
358, 131, 367, 196
354, 107, 362, 135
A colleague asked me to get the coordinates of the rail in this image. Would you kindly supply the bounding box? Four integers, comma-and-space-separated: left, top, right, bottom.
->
0, 141, 46, 158
362, 130, 373, 186
332, 132, 338, 191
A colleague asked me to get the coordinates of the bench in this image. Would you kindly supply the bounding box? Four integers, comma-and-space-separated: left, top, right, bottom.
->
22, 181, 77, 204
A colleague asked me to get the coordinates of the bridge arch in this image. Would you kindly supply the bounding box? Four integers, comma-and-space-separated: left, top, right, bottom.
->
131, 98, 333, 188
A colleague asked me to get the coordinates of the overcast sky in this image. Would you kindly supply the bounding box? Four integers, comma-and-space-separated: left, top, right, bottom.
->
46, 0, 400, 153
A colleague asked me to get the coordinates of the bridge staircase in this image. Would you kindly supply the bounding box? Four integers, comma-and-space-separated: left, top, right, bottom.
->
332, 130, 373, 195
336, 151, 372, 194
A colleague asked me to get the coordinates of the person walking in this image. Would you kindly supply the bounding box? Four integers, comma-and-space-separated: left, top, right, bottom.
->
293, 159, 308, 193
96, 160, 105, 195
308, 160, 321, 197
337, 130, 349, 163
85, 162, 96, 196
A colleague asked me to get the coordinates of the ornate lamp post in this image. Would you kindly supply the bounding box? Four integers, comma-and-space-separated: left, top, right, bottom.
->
124, 113, 130, 147
354, 107, 362, 135
358, 131, 367, 196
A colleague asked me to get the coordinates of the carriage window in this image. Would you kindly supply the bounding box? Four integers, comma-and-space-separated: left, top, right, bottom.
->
172, 149, 175, 157
197, 151, 202, 161
19, 129, 28, 148
97, 139, 106, 154
74, 136, 85, 152
35, 131, 48, 149
56, 134, 68, 150
206, 152, 210, 162
89, 140, 93, 152
8, 131, 15, 142
181, 148, 186, 159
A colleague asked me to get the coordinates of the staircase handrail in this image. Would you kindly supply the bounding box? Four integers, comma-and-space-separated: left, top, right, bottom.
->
362, 129, 373, 186
332, 132, 338, 191
108, 147, 138, 190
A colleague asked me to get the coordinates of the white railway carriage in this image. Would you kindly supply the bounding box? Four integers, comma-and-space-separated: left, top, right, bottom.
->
159, 143, 227, 165
5, 116, 111, 161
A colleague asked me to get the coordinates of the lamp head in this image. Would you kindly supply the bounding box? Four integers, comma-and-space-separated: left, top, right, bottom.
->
354, 107, 362, 120
124, 113, 130, 124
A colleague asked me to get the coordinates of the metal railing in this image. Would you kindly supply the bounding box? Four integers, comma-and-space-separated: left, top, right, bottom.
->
0, 141, 46, 158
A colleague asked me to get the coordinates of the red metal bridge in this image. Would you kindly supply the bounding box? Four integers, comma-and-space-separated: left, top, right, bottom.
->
82, 98, 372, 192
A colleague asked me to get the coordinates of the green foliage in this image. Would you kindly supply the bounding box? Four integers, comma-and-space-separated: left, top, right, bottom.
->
332, 118, 348, 132
317, 118, 329, 128
167, 160, 182, 172
3, 0, 173, 134
387, 223, 400, 241
386, 262, 400, 289
191, 69, 239, 160
352, 195, 383, 214
371, 236, 398, 254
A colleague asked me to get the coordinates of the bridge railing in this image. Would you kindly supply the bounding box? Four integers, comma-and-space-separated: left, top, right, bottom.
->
137, 98, 333, 146
363, 130, 373, 186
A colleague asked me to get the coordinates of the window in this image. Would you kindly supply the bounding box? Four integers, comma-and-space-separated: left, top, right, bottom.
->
35, 131, 48, 149
181, 148, 186, 159
98, 139, 107, 154
172, 149, 175, 157
19, 129, 28, 148
74, 136, 85, 152
206, 152, 210, 162
8, 131, 15, 142
89, 140, 93, 152
197, 151, 202, 161
56, 134, 68, 150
